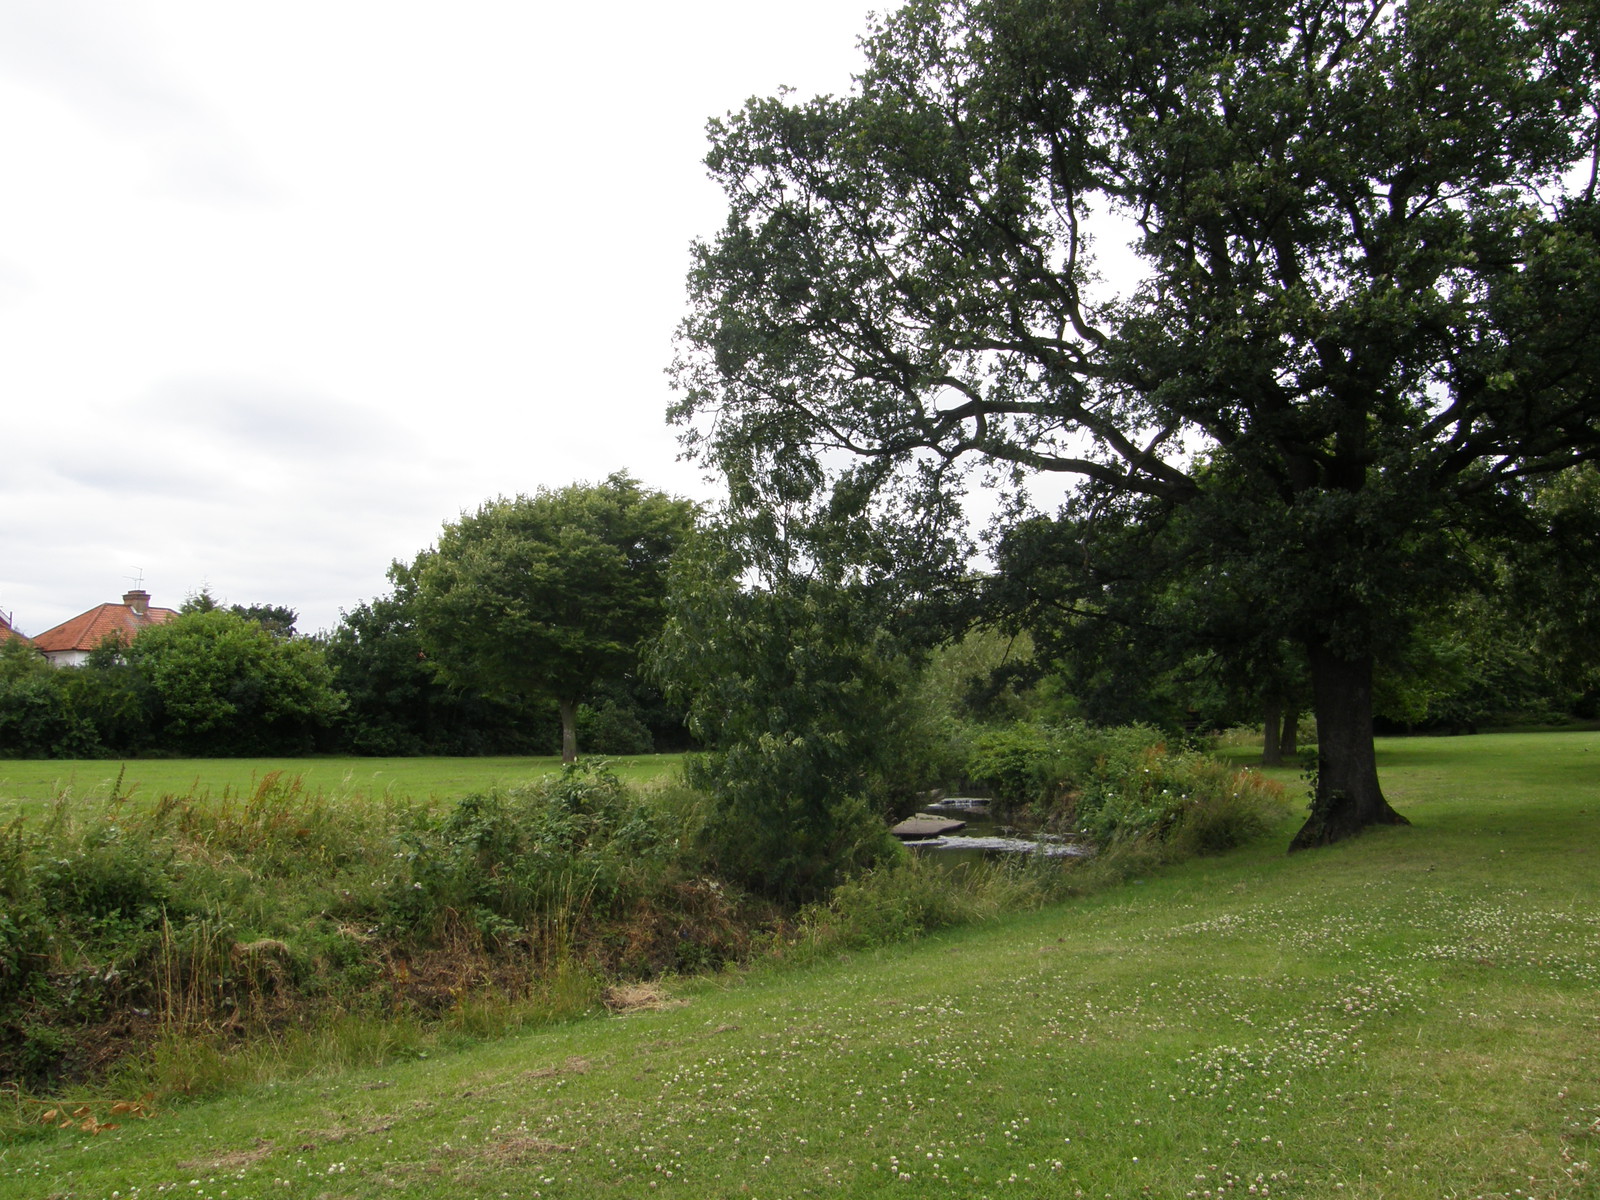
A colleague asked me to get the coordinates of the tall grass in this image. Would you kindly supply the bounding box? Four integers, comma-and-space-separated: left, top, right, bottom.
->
0, 765, 736, 1093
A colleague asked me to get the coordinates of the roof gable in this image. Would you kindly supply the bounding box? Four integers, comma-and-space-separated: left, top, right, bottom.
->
31, 602, 178, 653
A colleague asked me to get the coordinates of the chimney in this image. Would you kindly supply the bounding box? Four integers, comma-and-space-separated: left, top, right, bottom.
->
123, 589, 150, 616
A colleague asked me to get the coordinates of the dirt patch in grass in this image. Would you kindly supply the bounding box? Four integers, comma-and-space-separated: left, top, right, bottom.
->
177, 1137, 276, 1172
421, 1132, 577, 1182
522, 1054, 592, 1079
475, 1133, 576, 1164
287, 1116, 398, 1150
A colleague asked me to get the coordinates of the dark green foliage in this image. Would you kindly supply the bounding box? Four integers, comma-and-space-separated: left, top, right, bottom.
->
0, 609, 344, 759
229, 603, 298, 638
577, 698, 656, 757
326, 591, 553, 755
0, 822, 46, 1005
654, 524, 934, 904
1507, 465, 1600, 698
127, 609, 344, 755
0, 640, 97, 757
66, 638, 158, 753
0, 673, 97, 758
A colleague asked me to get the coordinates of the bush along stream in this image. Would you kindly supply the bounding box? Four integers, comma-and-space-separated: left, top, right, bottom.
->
0, 733, 1286, 1097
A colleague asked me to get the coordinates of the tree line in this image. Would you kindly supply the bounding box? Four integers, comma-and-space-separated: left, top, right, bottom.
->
3, 464, 1595, 768
0, 474, 696, 761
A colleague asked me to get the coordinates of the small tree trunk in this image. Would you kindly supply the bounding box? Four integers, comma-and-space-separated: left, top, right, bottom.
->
558, 698, 579, 764
1281, 705, 1299, 757
1289, 643, 1408, 851
1262, 696, 1284, 766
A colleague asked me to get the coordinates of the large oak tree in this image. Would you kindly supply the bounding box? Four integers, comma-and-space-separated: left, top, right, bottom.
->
671, 0, 1600, 848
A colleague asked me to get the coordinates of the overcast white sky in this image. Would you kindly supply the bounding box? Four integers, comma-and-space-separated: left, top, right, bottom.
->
0, 0, 892, 637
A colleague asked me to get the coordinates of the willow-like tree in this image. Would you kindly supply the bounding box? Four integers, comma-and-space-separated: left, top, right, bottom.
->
402, 473, 695, 762
671, 0, 1600, 849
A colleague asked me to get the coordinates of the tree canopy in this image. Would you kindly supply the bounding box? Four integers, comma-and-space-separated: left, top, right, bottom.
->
401, 473, 696, 762
672, 0, 1600, 848
126, 609, 342, 755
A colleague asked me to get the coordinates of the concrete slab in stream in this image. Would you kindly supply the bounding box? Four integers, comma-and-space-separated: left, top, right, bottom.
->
890, 815, 968, 839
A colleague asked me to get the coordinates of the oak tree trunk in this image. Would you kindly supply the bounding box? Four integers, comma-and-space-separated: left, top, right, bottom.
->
1281, 706, 1299, 757
1289, 643, 1408, 850
1262, 696, 1284, 766
558, 698, 579, 764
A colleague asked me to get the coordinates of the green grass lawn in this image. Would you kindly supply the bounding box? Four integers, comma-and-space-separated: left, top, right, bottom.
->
3, 731, 1598, 1199
0, 754, 685, 819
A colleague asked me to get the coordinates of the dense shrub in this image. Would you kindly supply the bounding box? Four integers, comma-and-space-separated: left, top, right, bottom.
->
1067, 745, 1287, 853
129, 610, 344, 755
0, 764, 729, 1087
0, 660, 99, 758
963, 719, 1287, 854
656, 540, 934, 903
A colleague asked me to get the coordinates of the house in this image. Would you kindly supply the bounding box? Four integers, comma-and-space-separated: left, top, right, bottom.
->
30, 589, 178, 667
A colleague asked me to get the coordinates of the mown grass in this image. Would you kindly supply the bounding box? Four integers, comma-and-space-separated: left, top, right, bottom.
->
3, 730, 1596, 1199
0, 755, 684, 820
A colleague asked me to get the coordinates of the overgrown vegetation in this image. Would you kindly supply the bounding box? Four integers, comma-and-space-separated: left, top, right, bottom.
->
0, 765, 758, 1089
0, 712, 1283, 1096
965, 719, 1288, 854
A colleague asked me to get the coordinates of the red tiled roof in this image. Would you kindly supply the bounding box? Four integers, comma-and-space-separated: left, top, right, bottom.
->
0, 613, 28, 645
31, 602, 177, 653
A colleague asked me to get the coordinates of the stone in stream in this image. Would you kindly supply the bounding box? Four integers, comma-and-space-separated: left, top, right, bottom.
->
890, 815, 968, 839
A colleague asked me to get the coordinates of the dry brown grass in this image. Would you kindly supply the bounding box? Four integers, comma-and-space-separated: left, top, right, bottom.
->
601, 982, 685, 1014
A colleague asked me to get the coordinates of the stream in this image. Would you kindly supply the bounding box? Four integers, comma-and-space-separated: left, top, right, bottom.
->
901, 797, 1092, 864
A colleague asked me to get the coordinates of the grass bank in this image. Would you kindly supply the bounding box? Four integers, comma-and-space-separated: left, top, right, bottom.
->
4, 730, 1596, 1198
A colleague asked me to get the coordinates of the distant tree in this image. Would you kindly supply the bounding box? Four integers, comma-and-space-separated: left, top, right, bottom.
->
230, 604, 299, 639
1510, 465, 1600, 701
181, 589, 298, 638
181, 588, 221, 614
64, 634, 157, 753
986, 481, 1313, 741
0, 639, 96, 757
0, 638, 48, 683
402, 473, 696, 762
